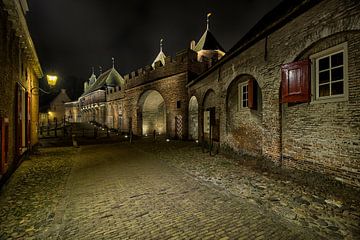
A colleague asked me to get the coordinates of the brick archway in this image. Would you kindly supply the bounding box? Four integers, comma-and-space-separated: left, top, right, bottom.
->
137, 90, 166, 136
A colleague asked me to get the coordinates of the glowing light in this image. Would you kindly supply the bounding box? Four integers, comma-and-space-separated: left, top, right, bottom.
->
46, 75, 58, 87
166, 139, 170, 142
196, 140, 199, 143
125, 135, 128, 138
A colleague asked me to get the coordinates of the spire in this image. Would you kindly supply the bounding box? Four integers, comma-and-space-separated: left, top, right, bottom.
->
89, 66, 97, 85
99, 66, 103, 75
206, 12, 211, 31
112, 57, 115, 69
160, 39, 163, 52
152, 38, 166, 68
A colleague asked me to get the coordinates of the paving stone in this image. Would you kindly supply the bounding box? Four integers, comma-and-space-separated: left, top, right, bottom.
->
0, 141, 358, 239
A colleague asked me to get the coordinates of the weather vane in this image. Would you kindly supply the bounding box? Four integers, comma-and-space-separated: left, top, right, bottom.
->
160, 39, 163, 52
207, 12, 212, 31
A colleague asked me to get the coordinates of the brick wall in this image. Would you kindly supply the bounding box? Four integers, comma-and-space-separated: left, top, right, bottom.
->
189, 0, 360, 186
0, 3, 41, 177
124, 72, 188, 138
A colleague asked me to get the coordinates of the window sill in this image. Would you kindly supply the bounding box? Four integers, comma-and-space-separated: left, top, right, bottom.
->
310, 96, 348, 104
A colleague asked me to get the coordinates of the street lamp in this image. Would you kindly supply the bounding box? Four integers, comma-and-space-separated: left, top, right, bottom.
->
31, 73, 59, 95
46, 74, 58, 87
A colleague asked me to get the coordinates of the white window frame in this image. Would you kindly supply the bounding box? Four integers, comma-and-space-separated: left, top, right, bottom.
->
238, 82, 248, 109
310, 42, 348, 103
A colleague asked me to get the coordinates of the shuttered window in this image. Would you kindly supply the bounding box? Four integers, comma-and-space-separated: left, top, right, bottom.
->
248, 79, 258, 110
281, 59, 310, 103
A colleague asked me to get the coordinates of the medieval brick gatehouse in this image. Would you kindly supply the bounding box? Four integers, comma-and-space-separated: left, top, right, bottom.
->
0, 0, 43, 182
66, 0, 360, 186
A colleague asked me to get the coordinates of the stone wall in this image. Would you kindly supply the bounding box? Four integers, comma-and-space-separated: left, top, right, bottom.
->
189, 0, 360, 186
124, 72, 189, 138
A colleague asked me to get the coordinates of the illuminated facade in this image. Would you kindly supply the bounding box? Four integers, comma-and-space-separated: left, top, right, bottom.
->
66, 22, 225, 139
0, 0, 43, 179
64, 0, 359, 186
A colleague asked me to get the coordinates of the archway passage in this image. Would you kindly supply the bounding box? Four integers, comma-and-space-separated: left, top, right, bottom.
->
141, 90, 166, 136
188, 96, 199, 140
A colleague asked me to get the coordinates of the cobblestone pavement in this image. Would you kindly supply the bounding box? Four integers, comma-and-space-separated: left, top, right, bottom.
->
0, 147, 76, 239
0, 142, 323, 239
136, 139, 360, 240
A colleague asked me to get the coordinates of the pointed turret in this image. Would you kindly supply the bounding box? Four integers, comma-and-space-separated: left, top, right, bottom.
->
194, 13, 225, 62
89, 67, 97, 86
152, 39, 166, 68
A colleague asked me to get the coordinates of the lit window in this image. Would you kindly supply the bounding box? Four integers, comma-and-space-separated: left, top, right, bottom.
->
238, 82, 248, 109
311, 43, 348, 102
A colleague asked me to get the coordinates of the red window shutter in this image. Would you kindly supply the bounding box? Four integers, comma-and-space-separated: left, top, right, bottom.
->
248, 79, 257, 110
281, 59, 310, 103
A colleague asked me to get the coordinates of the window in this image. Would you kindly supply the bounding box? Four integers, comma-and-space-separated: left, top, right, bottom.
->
311, 42, 348, 102
176, 101, 181, 109
238, 82, 248, 109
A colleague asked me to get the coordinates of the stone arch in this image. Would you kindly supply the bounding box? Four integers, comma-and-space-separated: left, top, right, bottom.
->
201, 89, 219, 142
201, 88, 216, 109
188, 96, 199, 140
137, 90, 166, 136
284, 27, 360, 64
225, 74, 263, 156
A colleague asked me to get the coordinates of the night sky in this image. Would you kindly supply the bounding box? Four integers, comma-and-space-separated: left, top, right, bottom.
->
26, 0, 283, 99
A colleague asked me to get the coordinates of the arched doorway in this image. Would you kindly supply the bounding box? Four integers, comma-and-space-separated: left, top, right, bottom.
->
139, 90, 166, 136
188, 96, 199, 140
202, 89, 218, 143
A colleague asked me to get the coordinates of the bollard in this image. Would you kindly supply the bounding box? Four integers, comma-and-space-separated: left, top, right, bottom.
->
72, 134, 79, 148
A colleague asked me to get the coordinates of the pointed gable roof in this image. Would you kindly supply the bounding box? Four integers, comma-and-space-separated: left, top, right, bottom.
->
194, 30, 225, 52
152, 50, 166, 68
152, 39, 167, 68
81, 68, 124, 96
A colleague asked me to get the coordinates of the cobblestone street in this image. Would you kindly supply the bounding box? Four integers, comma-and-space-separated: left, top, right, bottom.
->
0, 141, 358, 239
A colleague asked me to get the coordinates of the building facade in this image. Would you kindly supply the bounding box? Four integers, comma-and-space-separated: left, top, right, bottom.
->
39, 89, 71, 126
188, 0, 360, 187
67, 24, 224, 139
0, 0, 43, 180
65, 0, 360, 186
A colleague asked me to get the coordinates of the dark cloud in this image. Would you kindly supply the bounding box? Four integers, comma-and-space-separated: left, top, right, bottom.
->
27, 0, 283, 90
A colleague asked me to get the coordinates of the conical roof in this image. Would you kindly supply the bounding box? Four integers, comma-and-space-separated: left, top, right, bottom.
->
194, 30, 225, 52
